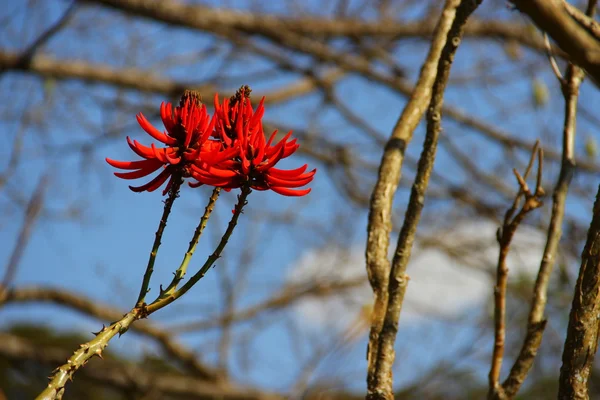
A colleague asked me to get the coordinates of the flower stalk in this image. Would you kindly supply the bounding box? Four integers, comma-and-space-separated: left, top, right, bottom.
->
136, 178, 182, 306
147, 185, 251, 313
160, 187, 221, 298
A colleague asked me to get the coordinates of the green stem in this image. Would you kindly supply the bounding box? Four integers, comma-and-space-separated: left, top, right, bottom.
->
35, 186, 246, 400
147, 186, 250, 313
35, 308, 142, 400
135, 179, 182, 307
160, 187, 221, 298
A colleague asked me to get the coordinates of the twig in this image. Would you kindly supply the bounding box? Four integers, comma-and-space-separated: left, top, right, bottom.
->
488, 145, 545, 399
367, 1, 482, 399
501, 63, 584, 399
544, 33, 564, 83
557, 184, 600, 399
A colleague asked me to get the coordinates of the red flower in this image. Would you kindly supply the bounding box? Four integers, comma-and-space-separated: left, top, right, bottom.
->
106, 91, 215, 194
191, 91, 315, 196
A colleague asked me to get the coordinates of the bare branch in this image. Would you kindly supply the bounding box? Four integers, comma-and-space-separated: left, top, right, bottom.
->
2, 286, 220, 381
558, 184, 600, 399
489, 145, 545, 400
367, 1, 482, 399
365, 1, 460, 394
0, 332, 277, 400
0, 175, 48, 292
511, 0, 600, 86
503, 63, 584, 399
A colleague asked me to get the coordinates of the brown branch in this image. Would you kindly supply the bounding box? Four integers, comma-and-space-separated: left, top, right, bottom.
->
488, 144, 545, 400
3, 46, 600, 176
0, 175, 48, 292
558, 184, 600, 399
502, 63, 585, 399
0, 49, 338, 106
171, 277, 365, 332
367, 1, 482, 399
0, 332, 278, 400
1, 286, 220, 381
564, 1, 600, 42
365, 2, 460, 394
511, 0, 600, 86
0, 50, 213, 95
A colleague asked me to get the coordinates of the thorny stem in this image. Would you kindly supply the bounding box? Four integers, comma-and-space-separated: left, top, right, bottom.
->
366, 1, 482, 399
488, 146, 544, 400
36, 186, 248, 399
501, 65, 584, 399
160, 187, 221, 298
35, 308, 142, 400
147, 186, 250, 313
135, 178, 182, 307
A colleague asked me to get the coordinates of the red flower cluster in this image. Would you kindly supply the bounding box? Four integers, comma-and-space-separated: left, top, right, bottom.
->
107, 88, 315, 197
106, 91, 214, 194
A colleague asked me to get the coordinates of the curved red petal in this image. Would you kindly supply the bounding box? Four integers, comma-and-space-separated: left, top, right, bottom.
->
151, 143, 168, 163
269, 186, 311, 196
268, 165, 308, 178
266, 130, 278, 147
114, 164, 162, 179
160, 102, 175, 135
127, 137, 155, 159
200, 146, 239, 165
255, 145, 285, 172
136, 113, 177, 145
106, 158, 162, 170
266, 174, 314, 188
164, 150, 182, 164
129, 168, 171, 193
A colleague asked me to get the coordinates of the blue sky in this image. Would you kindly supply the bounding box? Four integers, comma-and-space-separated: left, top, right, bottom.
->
1, 0, 599, 395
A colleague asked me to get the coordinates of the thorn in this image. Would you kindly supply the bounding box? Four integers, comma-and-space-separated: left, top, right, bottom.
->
95, 348, 104, 359
91, 324, 106, 335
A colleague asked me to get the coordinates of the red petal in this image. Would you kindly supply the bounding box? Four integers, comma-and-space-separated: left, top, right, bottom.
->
106, 158, 162, 170
206, 167, 238, 178
266, 174, 314, 188
270, 186, 311, 196
136, 113, 177, 145
164, 149, 182, 164
200, 146, 239, 165
255, 145, 285, 172
127, 137, 156, 159
129, 168, 171, 193
268, 165, 308, 178
114, 164, 163, 179
160, 102, 175, 135
266, 130, 278, 147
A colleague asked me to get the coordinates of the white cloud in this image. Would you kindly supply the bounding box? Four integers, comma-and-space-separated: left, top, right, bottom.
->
287, 221, 548, 332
